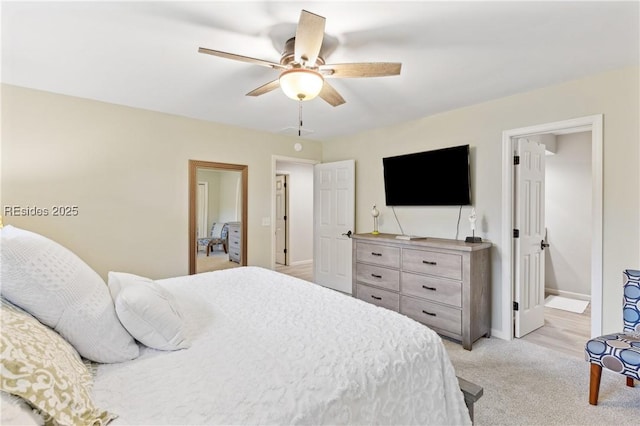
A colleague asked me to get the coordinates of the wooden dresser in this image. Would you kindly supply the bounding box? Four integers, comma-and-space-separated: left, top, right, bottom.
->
352, 233, 491, 350
227, 222, 242, 264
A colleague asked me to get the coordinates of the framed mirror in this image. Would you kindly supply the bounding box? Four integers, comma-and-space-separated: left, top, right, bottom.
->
189, 160, 248, 274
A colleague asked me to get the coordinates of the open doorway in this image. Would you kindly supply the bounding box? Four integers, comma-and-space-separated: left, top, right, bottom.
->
501, 115, 603, 356
519, 131, 593, 358
272, 157, 316, 282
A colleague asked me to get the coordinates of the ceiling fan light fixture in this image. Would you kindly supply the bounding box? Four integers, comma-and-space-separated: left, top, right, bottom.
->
279, 68, 324, 101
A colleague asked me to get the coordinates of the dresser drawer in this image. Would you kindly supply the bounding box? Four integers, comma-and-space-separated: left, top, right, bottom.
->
229, 228, 241, 237
356, 263, 400, 291
400, 296, 461, 335
402, 249, 462, 280
356, 284, 399, 312
356, 243, 400, 268
401, 272, 461, 307
229, 249, 241, 263
228, 236, 240, 249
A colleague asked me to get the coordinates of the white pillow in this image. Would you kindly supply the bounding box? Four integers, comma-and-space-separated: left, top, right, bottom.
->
108, 272, 190, 351
0, 225, 139, 363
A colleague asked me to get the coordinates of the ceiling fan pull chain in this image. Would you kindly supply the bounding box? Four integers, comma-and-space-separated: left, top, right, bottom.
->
298, 100, 303, 137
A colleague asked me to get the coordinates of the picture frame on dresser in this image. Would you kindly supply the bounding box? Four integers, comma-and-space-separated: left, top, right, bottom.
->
352, 233, 491, 350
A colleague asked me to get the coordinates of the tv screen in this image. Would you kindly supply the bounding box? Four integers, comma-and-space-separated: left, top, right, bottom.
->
383, 145, 471, 206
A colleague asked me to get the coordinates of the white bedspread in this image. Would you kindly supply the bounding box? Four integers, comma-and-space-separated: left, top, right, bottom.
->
92, 267, 470, 425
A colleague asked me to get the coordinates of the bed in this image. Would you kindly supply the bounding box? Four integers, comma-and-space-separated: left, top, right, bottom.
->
0, 225, 474, 425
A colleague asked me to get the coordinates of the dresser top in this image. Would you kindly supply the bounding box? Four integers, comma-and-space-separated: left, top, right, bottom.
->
352, 233, 492, 252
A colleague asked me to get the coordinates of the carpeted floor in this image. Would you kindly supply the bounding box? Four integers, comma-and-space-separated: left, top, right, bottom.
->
443, 337, 639, 425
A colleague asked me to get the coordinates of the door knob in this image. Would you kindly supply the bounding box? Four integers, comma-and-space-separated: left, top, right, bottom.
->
342, 230, 353, 238
541, 240, 550, 250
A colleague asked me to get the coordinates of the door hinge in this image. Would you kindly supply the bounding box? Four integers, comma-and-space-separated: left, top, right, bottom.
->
513, 301, 519, 311
514, 155, 520, 165
513, 229, 520, 238
284, 248, 287, 254
284, 215, 287, 220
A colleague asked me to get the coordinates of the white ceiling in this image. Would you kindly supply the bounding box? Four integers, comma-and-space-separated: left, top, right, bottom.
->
2, 1, 638, 141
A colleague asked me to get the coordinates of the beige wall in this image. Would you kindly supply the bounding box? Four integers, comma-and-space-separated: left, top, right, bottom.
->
2, 66, 638, 337
196, 169, 220, 234
195, 168, 242, 235
322, 66, 640, 336
545, 132, 592, 298
1, 84, 322, 280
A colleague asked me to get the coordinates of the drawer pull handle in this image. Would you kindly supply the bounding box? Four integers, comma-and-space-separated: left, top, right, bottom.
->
371, 274, 382, 279
422, 260, 437, 265
422, 310, 437, 317
371, 295, 382, 301
422, 285, 437, 291
371, 252, 382, 256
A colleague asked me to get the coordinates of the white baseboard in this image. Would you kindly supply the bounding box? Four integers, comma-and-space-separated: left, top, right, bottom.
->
545, 288, 591, 302
490, 328, 510, 341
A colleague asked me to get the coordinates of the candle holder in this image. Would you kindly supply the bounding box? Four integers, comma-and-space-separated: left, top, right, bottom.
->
371, 205, 380, 235
465, 207, 482, 243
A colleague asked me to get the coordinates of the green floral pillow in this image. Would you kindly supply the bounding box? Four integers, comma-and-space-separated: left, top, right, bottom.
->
0, 301, 115, 425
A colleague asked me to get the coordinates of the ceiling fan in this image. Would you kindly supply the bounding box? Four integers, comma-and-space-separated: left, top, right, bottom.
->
198, 10, 402, 107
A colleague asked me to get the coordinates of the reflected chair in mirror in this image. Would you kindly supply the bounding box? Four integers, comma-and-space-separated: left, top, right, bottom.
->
585, 269, 640, 405
197, 223, 229, 256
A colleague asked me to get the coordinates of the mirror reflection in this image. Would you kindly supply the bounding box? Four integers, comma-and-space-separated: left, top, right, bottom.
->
189, 161, 247, 274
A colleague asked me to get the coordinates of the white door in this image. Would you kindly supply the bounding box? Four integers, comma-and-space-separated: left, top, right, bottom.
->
275, 175, 287, 265
514, 138, 547, 337
313, 160, 355, 294
196, 182, 208, 238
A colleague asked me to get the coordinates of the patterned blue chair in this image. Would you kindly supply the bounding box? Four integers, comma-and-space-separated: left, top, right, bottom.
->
197, 222, 228, 256
585, 269, 640, 405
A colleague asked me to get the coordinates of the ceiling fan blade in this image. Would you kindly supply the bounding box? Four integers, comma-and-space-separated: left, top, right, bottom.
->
246, 79, 280, 97
198, 47, 286, 70
320, 62, 402, 78
318, 81, 346, 107
294, 10, 326, 65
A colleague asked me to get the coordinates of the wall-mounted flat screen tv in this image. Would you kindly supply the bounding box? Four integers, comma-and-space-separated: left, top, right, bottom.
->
383, 144, 471, 206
